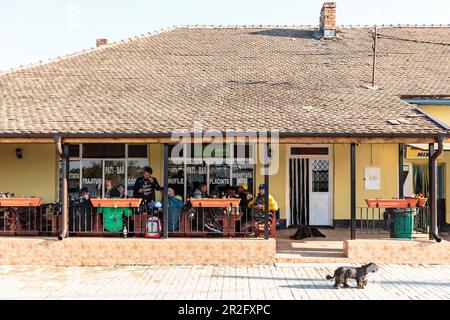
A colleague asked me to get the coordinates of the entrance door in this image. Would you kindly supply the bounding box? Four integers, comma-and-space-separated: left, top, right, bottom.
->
288, 146, 332, 227
289, 159, 309, 226
309, 159, 332, 226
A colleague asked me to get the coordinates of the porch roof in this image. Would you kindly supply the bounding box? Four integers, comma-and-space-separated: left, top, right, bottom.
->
0, 25, 449, 139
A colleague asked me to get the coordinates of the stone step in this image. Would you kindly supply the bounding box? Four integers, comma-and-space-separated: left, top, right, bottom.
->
275, 252, 351, 264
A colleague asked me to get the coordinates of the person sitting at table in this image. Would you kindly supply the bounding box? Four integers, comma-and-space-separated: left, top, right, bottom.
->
167, 186, 184, 232
237, 183, 253, 209
133, 166, 162, 203
226, 186, 239, 199
69, 188, 93, 233
110, 184, 127, 199
104, 179, 114, 198
192, 182, 208, 199
244, 184, 278, 237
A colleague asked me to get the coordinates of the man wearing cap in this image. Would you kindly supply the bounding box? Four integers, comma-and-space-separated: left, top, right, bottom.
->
237, 183, 253, 210
246, 184, 278, 237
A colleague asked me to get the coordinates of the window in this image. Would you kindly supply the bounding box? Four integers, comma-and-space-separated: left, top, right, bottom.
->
291, 147, 329, 156
83, 144, 125, 158
168, 143, 255, 200
312, 160, 329, 192
68, 144, 148, 199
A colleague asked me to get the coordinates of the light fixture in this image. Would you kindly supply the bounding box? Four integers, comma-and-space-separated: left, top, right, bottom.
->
15, 148, 23, 159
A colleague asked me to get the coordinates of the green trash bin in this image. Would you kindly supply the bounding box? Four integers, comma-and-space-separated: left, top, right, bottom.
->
386, 208, 416, 239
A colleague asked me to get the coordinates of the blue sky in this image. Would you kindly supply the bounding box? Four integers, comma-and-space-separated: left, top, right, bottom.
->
1, 0, 449, 70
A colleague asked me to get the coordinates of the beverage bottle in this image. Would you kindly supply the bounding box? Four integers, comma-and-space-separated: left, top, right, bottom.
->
123, 226, 128, 238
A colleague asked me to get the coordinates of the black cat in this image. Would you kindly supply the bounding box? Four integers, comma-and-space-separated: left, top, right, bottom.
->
290, 226, 326, 240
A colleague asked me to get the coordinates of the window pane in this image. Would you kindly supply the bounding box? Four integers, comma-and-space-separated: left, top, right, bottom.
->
232, 163, 254, 192
81, 160, 102, 198
312, 160, 329, 192
233, 143, 254, 160
291, 147, 329, 156
127, 160, 149, 197
83, 144, 125, 158
69, 160, 80, 200
186, 164, 207, 197
69, 145, 80, 158
104, 160, 126, 198
168, 162, 185, 199
209, 164, 231, 196
128, 144, 148, 158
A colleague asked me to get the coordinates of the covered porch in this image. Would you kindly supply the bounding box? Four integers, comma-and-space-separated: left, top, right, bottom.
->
0, 135, 446, 243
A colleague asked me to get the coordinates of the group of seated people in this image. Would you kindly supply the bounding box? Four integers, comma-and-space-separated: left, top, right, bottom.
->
69, 166, 278, 237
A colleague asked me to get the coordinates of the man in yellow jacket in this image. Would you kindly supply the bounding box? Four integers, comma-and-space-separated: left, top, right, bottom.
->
246, 184, 278, 236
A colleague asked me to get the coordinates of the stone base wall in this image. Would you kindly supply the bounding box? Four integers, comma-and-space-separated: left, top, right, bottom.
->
0, 237, 276, 267
344, 239, 450, 264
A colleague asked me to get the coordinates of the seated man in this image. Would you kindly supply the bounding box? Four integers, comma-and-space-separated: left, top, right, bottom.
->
167, 186, 184, 232
245, 184, 278, 237
69, 188, 93, 232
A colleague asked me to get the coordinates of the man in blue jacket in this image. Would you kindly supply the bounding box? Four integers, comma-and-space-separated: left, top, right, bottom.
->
167, 186, 184, 232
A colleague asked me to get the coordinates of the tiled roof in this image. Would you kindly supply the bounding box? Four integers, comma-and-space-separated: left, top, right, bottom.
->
0, 25, 449, 137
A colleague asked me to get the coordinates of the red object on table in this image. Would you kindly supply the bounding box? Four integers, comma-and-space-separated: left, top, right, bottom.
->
365, 198, 419, 208
90, 198, 142, 208
190, 198, 241, 208
0, 197, 42, 207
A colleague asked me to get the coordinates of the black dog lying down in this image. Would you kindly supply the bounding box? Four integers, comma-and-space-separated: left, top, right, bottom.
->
290, 226, 326, 240
326, 263, 379, 289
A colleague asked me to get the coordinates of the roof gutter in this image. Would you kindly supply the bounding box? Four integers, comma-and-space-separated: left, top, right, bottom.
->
55, 136, 69, 241
430, 136, 444, 243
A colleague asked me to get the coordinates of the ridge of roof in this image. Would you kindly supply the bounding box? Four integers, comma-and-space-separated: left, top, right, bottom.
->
175, 23, 450, 29
1, 23, 449, 77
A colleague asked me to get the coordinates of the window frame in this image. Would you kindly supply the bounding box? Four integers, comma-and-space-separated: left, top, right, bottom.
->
69, 144, 148, 198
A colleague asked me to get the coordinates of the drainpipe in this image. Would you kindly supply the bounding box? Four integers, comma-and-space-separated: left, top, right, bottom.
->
429, 136, 444, 243
55, 136, 69, 240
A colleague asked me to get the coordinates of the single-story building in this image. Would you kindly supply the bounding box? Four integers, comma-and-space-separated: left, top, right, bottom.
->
0, 2, 449, 265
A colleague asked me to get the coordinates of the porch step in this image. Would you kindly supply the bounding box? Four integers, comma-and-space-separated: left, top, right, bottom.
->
275, 252, 351, 264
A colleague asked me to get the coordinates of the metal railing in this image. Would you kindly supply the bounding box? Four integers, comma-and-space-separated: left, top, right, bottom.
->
0, 203, 61, 236
170, 206, 274, 238
68, 202, 163, 237
0, 201, 274, 238
356, 206, 430, 237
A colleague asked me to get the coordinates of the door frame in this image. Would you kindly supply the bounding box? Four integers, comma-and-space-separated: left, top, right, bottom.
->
285, 144, 334, 227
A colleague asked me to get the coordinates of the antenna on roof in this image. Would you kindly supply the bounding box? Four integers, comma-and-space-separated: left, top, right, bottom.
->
371, 25, 378, 87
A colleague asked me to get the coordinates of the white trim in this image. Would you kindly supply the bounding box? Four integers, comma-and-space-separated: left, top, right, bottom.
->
285, 144, 333, 227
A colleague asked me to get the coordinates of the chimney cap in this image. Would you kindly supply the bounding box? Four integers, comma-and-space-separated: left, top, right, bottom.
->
96, 38, 108, 47
322, 2, 336, 8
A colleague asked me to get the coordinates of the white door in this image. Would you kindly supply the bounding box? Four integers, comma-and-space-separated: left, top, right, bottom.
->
309, 159, 332, 226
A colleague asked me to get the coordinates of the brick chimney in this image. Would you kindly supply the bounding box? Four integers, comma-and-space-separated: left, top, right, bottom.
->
96, 38, 108, 47
320, 2, 337, 38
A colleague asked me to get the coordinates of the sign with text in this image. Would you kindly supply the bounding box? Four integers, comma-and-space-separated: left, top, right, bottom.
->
365, 167, 381, 190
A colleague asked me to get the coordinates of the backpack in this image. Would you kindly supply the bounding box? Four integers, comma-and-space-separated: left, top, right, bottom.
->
145, 216, 162, 239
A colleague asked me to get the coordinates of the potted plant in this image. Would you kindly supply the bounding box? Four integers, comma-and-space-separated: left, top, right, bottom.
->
405, 193, 428, 207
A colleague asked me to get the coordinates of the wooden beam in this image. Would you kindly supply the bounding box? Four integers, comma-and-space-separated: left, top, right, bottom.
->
0, 138, 55, 144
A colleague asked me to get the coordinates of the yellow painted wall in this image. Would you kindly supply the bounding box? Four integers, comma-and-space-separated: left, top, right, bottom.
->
148, 144, 164, 201
333, 144, 399, 220
255, 144, 287, 219
442, 152, 450, 224
0, 144, 58, 203
419, 105, 450, 127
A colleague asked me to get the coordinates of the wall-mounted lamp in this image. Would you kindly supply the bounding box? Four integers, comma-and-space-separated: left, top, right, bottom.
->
15, 148, 23, 159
